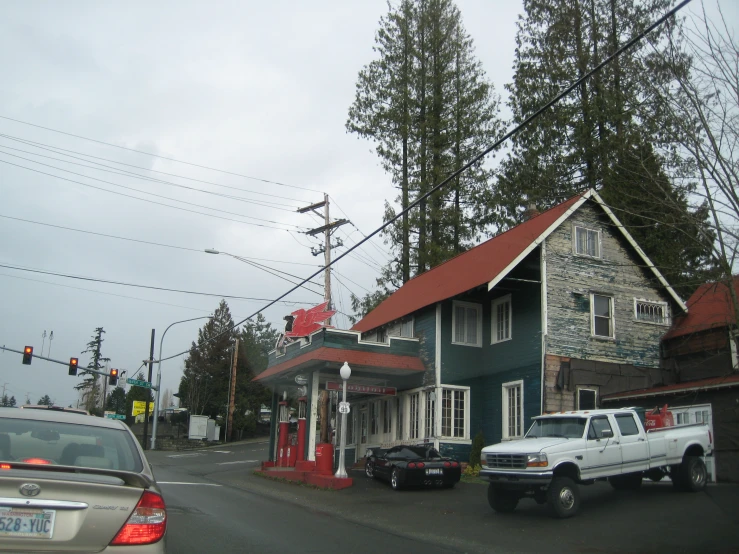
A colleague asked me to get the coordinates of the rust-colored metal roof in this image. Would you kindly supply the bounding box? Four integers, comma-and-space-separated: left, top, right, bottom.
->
663, 276, 739, 340
602, 374, 739, 401
254, 346, 426, 382
352, 194, 585, 333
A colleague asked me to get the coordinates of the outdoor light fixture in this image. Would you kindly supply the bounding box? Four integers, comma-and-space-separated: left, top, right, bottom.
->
335, 362, 352, 479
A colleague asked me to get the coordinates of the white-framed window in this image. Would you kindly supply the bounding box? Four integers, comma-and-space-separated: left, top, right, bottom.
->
395, 396, 403, 440
634, 299, 669, 325
409, 393, 420, 439
591, 293, 614, 338
441, 387, 468, 439
452, 301, 482, 347
574, 225, 601, 258
675, 412, 690, 425
344, 407, 355, 444
425, 392, 435, 439
382, 399, 392, 434
576, 387, 598, 410
491, 295, 512, 344
400, 318, 414, 338
502, 380, 524, 440
369, 402, 378, 435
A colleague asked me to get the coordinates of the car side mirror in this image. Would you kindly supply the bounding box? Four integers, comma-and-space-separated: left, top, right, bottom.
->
600, 429, 613, 439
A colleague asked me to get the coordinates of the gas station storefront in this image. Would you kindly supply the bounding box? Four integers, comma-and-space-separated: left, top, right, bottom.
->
254, 328, 427, 471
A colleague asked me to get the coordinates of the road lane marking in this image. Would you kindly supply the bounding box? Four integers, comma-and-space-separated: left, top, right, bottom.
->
166, 453, 205, 458
157, 482, 222, 486
216, 460, 260, 465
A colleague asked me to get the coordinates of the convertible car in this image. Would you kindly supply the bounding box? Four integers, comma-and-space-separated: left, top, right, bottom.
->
364, 445, 461, 490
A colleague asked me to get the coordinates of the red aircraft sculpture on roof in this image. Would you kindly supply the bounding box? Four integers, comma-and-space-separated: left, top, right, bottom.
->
284, 301, 336, 338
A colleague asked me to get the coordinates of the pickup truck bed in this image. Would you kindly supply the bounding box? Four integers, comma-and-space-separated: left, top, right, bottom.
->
480, 408, 712, 518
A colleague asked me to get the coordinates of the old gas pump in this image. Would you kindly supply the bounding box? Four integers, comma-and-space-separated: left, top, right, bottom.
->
277, 393, 290, 467
296, 396, 307, 462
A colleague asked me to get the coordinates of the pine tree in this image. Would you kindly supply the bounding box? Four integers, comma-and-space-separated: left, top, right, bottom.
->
37, 395, 52, 406
348, 0, 502, 287
495, 0, 716, 295
178, 300, 239, 417
76, 327, 111, 413
106, 387, 126, 414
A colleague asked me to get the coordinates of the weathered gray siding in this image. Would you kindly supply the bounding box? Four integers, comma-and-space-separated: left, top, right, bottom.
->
545, 200, 675, 367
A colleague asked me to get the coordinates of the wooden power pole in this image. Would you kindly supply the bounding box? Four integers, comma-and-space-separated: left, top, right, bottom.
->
298, 193, 349, 324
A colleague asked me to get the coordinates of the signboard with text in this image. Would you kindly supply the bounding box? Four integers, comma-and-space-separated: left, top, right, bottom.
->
131, 401, 154, 416
325, 382, 396, 396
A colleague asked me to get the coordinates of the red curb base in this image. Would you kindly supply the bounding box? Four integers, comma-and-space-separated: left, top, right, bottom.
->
255, 468, 353, 490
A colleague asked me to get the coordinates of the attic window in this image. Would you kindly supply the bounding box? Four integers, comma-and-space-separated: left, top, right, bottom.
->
574, 226, 601, 258
634, 299, 669, 325
452, 301, 482, 347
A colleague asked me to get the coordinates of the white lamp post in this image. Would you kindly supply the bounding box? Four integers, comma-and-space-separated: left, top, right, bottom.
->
335, 362, 351, 479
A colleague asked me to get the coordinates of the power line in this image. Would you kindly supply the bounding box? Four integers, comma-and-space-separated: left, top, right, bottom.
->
156, 0, 692, 363
0, 133, 312, 205
0, 114, 324, 193
0, 152, 306, 229
0, 263, 315, 304
0, 142, 302, 212
0, 159, 301, 232
0, 214, 321, 267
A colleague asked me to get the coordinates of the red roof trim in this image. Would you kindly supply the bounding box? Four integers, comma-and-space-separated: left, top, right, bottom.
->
254, 347, 425, 382
602, 374, 739, 401
352, 194, 585, 333
663, 276, 739, 340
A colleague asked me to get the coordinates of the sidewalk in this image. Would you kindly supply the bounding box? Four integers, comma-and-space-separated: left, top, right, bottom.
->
208, 468, 739, 554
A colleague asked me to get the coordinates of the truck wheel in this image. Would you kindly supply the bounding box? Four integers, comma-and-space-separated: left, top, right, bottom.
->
547, 477, 580, 518
677, 457, 707, 492
609, 473, 642, 490
646, 469, 664, 482
487, 484, 518, 513
365, 461, 375, 479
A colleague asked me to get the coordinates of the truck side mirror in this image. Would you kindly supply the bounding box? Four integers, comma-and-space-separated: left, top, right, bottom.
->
600, 429, 613, 438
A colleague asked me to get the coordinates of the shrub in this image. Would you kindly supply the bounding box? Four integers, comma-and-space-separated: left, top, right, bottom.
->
469, 430, 485, 467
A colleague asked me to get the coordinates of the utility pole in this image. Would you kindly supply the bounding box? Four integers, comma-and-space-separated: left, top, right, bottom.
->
142, 329, 155, 451
298, 193, 349, 325
227, 339, 238, 442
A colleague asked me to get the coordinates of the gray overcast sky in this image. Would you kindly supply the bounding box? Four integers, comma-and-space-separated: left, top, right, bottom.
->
0, 1, 734, 408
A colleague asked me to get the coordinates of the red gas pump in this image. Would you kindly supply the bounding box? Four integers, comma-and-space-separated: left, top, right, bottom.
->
277, 398, 290, 467
296, 396, 307, 462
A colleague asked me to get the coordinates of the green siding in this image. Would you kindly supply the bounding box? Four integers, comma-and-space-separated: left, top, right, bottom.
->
439, 442, 472, 461
454, 364, 541, 447
414, 306, 437, 371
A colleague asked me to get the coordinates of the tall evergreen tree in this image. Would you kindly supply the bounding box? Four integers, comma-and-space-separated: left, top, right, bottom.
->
494, 0, 716, 295
105, 387, 126, 414
348, 0, 502, 288
75, 327, 111, 414
37, 395, 52, 406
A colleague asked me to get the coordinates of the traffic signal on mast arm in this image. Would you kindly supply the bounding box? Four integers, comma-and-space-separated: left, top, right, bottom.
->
68, 358, 78, 376
108, 368, 119, 386
22, 346, 33, 365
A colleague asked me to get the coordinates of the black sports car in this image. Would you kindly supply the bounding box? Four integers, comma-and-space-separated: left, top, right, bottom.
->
364, 445, 461, 490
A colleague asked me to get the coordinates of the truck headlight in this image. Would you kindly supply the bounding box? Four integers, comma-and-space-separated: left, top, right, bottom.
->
527, 453, 548, 468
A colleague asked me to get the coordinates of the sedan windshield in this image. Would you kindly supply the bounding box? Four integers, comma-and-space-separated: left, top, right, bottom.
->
0, 418, 143, 472
397, 446, 441, 459
526, 417, 586, 439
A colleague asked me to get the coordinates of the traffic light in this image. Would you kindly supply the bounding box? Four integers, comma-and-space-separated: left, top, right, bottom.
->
108, 368, 119, 386
22, 346, 33, 365
68, 357, 78, 376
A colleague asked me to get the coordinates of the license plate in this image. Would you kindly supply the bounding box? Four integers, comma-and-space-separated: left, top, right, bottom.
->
426, 468, 442, 475
0, 508, 55, 539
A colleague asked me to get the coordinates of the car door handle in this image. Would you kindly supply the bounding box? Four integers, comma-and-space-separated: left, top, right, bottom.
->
638, 438, 646, 442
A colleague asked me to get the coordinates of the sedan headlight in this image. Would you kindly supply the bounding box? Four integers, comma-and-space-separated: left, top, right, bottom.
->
526, 453, 548, 468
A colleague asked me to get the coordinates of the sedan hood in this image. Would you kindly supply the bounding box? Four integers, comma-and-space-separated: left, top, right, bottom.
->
482, 437, 569, 453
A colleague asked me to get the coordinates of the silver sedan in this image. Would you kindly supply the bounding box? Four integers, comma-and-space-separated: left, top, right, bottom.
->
0, 407, 166, 552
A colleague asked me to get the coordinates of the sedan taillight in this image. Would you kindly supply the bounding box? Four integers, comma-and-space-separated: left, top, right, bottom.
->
408, 462, 416, 468
110, 490, 166, 546
416, 462, 425, 469
443, 461, 451, 467
450, 461, 459, 467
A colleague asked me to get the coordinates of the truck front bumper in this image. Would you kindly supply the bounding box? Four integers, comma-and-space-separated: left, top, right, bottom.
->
480, 469, 554, 487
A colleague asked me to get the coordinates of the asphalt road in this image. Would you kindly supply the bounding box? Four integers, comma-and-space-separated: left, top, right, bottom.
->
148, 441, 458, 554
148, 442, 739, 554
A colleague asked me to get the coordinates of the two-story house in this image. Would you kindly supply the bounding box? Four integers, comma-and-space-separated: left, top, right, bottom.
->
349, 189, 686, 460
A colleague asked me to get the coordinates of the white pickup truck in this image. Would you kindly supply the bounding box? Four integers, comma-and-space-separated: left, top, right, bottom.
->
480, 408, 712, 518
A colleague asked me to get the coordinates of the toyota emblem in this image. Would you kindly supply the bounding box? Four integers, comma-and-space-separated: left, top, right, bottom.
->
19, 483, 40, 497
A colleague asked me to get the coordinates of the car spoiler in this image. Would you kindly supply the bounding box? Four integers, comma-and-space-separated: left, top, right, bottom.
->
1, 462, 153, 488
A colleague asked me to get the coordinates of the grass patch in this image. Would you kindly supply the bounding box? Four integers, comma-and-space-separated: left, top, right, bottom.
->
460, 474, 488, 485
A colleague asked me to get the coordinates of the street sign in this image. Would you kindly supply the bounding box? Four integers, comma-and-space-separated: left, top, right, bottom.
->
127, 378, 151, 389
106, 414, 125, 420
338, 401, 350, 414
132, 401, 154, 416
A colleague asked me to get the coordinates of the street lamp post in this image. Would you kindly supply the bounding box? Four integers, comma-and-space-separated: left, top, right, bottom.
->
151, 315, 213, 450
335, 362, 351, 479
